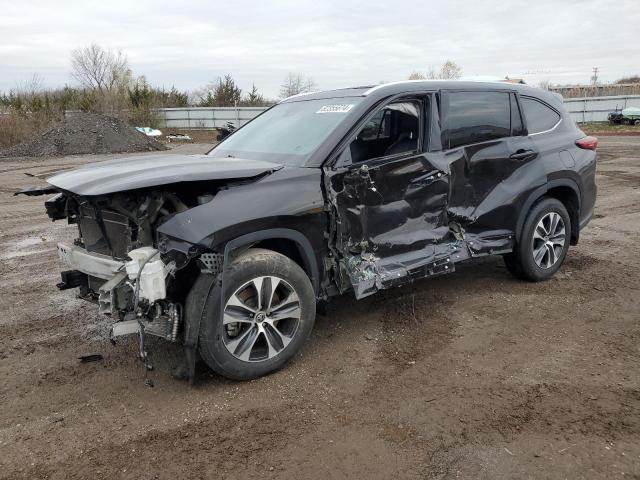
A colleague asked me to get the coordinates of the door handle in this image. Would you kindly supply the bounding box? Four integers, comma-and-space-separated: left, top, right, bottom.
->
510, 149, 535, 160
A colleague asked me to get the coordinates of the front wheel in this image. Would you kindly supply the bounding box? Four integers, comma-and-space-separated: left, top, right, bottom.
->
195, 248, 316, 380
504, 197, 571, 281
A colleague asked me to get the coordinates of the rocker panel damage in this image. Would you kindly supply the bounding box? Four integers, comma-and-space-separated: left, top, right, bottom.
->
324, 139, 550, 299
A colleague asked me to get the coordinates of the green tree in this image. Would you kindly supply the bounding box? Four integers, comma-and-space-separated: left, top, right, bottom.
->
243, 84, 266, 106
128, 77, 154, 109
199, 75, 242, 107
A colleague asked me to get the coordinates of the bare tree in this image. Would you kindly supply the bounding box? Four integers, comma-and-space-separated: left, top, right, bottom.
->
408, 61, 462, 81
422, 60, 462, 80
71, 44, 131, 93
279, 73, 317, 98
615, 75, 640, 84
538, 79, 552, 90
439, 60, 462, 80
15, 73, 45, 97
408, 71, 426, 80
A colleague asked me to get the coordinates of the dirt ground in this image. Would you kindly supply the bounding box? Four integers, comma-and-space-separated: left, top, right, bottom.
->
0, 138, 638, 480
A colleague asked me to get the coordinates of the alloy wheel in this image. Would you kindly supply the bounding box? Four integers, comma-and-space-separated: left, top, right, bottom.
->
222, 276, 301, 362
532, 212, 566, 269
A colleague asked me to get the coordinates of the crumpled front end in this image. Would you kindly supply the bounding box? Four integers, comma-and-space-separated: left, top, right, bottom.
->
17, 157, 324, 379
42, 184, 228, 350
57, 242, 182, 341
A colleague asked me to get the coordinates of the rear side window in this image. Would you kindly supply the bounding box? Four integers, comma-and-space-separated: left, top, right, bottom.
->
443, 91, 511, 149
520, 97, 561, 134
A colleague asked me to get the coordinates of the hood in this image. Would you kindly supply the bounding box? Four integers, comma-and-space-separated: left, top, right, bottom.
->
47, 154, 283, 196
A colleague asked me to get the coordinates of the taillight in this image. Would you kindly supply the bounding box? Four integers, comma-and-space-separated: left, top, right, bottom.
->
576, 136, 598, 150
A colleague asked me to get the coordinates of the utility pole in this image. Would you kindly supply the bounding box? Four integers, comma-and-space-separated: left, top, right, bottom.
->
591, 67, 599, 86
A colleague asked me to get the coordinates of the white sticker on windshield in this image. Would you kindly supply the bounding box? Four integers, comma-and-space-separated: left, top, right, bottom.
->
316, 104, 354, 114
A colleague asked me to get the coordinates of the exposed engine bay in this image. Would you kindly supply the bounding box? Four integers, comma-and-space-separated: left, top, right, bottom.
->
49, 184, 223, 353
17, 153, 322, 380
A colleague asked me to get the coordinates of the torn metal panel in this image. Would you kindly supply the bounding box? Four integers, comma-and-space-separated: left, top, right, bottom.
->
45, 193, 68, 220
329, 158, 451, 252
340, 240, 470, 300
325, 134, 548, 297
343, 251, 381, 299
326, 152, 456, 298
464, 230, 514, 257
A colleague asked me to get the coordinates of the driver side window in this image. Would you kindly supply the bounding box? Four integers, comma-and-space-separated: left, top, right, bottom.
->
347, 100, 421, 164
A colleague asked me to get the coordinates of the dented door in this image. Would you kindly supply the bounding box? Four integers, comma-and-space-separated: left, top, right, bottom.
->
441, 90, 545, 256
326, 151, 453, 298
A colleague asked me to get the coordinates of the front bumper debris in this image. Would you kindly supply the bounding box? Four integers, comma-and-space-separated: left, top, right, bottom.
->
56, 243, 180, 346
57, 243, 124, 280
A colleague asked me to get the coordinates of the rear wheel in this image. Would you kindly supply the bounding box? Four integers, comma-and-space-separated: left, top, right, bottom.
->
196, 248, 316, 380
504, 197, 571, 281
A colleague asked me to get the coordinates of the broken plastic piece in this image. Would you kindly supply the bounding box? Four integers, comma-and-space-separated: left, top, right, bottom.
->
14, 186, 58, 196
166, 133, 192, 142
78, 354, 103, 363
111, 319, 141, 337
125, 247, 167, 303
135, 127, 162, 137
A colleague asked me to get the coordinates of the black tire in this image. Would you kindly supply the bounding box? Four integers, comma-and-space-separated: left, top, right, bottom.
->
194, 248, 316, 380
504, 197, 571, 282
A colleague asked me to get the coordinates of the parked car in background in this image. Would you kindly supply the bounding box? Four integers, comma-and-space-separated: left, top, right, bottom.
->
23, 81, 597, 382
608, 110, 624, 124
216, 121, 237, 141
608, 107, 640, 125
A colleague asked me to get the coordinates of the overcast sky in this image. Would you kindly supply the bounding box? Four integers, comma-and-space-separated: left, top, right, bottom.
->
1, 0, 638, 98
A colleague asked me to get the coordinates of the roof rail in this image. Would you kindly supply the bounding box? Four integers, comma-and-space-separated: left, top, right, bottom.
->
279, 90, 324, 102
363, 80, 442, 96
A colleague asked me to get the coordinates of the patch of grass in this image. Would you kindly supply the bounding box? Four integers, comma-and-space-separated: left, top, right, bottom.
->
579, 122, 640, 135
0, 111, 60, 149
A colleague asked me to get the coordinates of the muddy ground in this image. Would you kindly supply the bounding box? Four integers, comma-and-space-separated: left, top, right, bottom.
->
0, 138, 638, 479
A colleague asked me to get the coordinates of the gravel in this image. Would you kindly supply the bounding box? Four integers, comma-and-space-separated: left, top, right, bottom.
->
0, 112, 166, 158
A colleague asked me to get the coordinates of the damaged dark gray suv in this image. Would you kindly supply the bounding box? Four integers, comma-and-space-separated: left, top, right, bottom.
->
27, 81, 597, 381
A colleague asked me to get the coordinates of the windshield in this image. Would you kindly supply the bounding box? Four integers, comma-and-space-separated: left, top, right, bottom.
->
208, 97, 363, 165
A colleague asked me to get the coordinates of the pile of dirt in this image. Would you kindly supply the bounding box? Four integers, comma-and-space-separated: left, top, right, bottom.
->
0, 112, 166, 158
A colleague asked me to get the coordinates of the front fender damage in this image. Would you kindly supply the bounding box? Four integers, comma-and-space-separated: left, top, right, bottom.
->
37, 171, 278, 382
